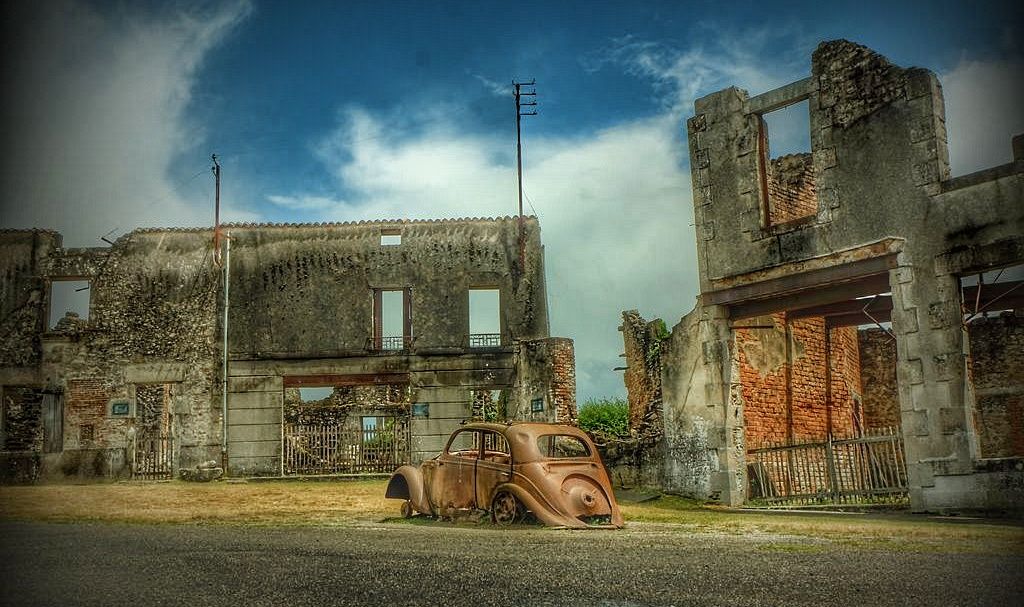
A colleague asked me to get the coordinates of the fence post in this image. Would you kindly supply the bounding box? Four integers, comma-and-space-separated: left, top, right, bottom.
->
824, 434, 840, 504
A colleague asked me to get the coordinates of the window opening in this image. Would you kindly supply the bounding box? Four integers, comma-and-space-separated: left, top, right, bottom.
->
380, 229, 402, 246
373, 288, 411, 350
537, 434, 590, 458
758, 99, 815, 227
469, 288, 501, 348
472, 389, 508, 422
48, 280, 90, 330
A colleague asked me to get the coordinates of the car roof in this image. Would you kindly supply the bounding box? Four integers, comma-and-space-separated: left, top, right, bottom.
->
452, 422, 595, 461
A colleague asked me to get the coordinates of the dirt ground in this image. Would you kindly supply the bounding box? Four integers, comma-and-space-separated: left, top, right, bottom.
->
1, 479, 1021, 554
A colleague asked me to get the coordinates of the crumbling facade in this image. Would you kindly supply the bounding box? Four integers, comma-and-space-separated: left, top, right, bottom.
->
0, 217, 576, 481
624, 40, 1023, 513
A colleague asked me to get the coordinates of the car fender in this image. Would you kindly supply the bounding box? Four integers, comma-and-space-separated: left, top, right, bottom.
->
491, 482, 590, 529
385, 465, 434, 516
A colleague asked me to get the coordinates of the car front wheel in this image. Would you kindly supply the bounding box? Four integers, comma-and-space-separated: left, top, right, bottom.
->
491, 490, 523, 525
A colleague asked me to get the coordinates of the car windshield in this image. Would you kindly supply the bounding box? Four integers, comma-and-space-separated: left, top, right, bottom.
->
536, 434, 590, 459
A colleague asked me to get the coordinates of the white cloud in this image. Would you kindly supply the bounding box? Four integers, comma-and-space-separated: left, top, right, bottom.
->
0, 0, 252, 246
471, 73, 510, 97
940, 59, 1024, 176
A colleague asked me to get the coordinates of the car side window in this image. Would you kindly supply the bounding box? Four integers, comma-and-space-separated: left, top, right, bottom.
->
446, 430, 479, 459
537, 434, 590, 458
480, 431, 510, 463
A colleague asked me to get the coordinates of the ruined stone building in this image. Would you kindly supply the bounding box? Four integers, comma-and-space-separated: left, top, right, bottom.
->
621, 40, 1023, 513
0, 217, 576, 481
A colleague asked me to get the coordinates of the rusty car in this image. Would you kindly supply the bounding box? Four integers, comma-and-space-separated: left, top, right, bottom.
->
385, 421, 623, 528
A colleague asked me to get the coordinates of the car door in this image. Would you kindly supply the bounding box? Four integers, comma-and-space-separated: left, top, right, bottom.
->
475, 430, 512, 507
428, 429, 479, 512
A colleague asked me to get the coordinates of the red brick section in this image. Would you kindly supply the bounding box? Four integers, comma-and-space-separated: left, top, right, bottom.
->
620, 311, 661, 430
65, 379, 109, 448
767, 153, 817, 225
737, 313, 862, 448
858, 328, 900, 429
548, 338, 577, 424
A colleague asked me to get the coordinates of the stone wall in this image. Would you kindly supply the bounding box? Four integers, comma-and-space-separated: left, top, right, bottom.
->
858, 328, 900, 428
969, 312, 1024, 458
511, 337, 577, 424
619, 311, 665, 431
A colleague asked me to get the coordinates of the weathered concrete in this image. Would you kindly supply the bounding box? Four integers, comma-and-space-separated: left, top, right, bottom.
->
637, 40, 1023, 512
1, 217, 577, 480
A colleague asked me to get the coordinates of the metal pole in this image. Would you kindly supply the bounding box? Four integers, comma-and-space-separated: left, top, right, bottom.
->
221, 232, 231, 467
515, 83, 525, 269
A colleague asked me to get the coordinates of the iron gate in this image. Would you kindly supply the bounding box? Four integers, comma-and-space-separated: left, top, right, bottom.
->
746, 426, 908, 506
283, 417, 409, 475
133, 432, 173, 480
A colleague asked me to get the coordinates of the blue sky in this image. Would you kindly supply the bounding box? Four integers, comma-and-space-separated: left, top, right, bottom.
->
2, 0, 1022, 400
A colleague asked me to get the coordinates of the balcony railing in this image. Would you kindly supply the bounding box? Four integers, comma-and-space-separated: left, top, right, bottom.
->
468, 333, 503, 348
368, 335, 414, 352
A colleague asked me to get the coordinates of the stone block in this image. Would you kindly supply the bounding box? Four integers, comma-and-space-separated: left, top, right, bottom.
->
228, 375, 283, 393
227, 391, 283, 410
228, 440, 281, 458
903, 408, 929, 436
227, 407, 281, 425
124, 363, 188, 384
939, 407, 963, 435
228, 424, 282, 442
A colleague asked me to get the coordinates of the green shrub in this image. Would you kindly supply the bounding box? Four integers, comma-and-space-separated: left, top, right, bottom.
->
578, 397, 630, 438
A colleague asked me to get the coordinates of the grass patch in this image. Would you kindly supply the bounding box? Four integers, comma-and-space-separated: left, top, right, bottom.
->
2, 481, 1021, 554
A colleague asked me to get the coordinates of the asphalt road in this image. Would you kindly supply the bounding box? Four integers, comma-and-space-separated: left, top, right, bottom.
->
1, 521, 1021, 607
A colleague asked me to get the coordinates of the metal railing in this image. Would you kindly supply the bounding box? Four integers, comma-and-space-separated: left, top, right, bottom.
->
746, 426, 908, 506
283, 420, 409, 475
468, 333, 502, 348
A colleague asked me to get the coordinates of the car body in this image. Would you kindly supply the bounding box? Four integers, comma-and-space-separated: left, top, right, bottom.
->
385, 421, 623, 528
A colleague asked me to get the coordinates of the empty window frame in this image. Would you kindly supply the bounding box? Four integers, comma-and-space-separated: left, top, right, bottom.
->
380, 229, 402, 246
468, 288, 501, 348
756, 99, 816, 227
373, 288, 412, 350
48, 279, 91, 329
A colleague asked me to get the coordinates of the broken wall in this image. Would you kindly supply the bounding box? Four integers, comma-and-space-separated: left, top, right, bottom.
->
677, 39, 1023, 510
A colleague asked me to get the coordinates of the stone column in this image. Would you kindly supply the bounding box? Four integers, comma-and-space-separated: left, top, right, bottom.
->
890, 263, 979, 511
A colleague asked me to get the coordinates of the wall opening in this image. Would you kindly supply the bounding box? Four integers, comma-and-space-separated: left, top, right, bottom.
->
471, 389, 509, 422
380, 229, 402, 246
469, 288, 501, 348
373, 288, 411, 350
282, 383, 410, 475
757, 99, 816, 227
48, 280, 90, 330
959, 263, 1024, 458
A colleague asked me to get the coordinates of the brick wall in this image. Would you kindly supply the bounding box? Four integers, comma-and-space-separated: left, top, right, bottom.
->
65, 379, 111, 449
548, 338, 577, 424
858, 328, 900, 428
858, 314, 1024, 457
968, 313, 1024, 458
767, 153, 817, 225
737, 314, 861, 447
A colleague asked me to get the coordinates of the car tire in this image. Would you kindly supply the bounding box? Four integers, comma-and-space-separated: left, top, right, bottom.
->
401, 500, 414, 519
491, 490, 523, 526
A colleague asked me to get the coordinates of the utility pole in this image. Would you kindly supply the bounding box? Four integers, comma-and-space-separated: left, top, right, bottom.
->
212, 154, 222, 266
513, 80, 536, 270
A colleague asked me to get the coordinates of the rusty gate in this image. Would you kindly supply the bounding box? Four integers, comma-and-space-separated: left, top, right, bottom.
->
746, 426, 908, 506
133, 432, 174, 480
283, 416, 409, 475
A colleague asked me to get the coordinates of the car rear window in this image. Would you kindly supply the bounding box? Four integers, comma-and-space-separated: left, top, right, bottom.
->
537, 434, 590, 458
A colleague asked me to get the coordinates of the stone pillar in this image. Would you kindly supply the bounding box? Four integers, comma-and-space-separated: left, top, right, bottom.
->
890, 263, 979, 511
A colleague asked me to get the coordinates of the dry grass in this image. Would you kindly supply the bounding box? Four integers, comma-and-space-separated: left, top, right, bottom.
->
0, 479, 394, 526
2, 481, 1021, 554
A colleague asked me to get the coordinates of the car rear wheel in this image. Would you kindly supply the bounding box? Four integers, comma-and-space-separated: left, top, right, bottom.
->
491, 491, 523, 526
400, 500, 414, 518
